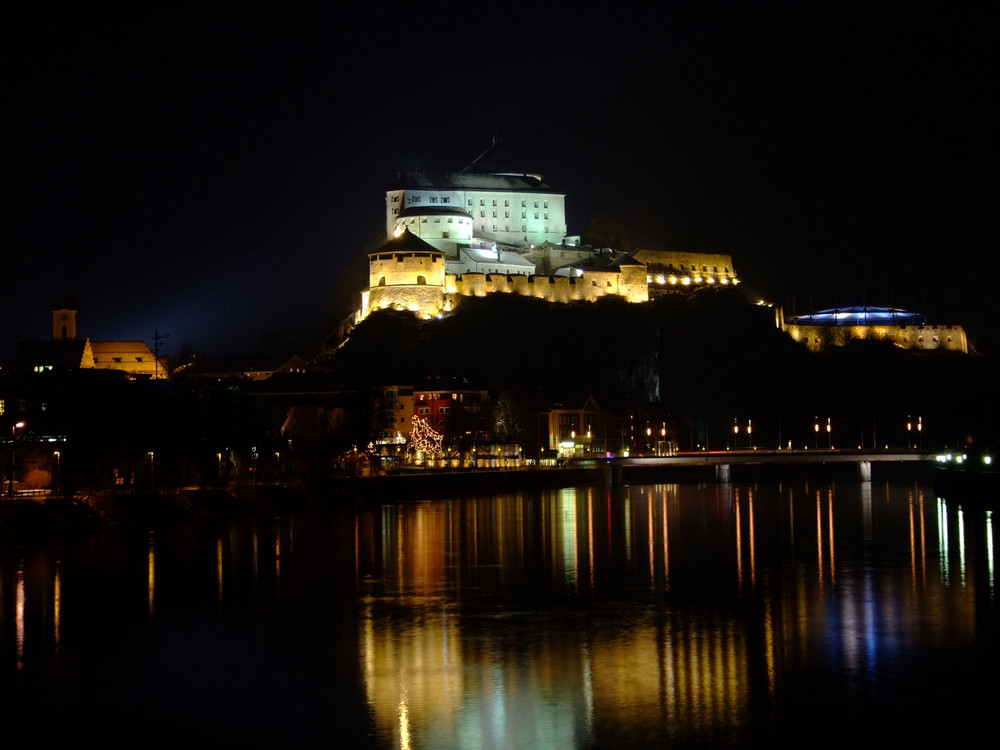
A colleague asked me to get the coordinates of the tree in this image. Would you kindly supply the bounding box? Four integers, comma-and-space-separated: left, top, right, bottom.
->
585, 213, 632, 253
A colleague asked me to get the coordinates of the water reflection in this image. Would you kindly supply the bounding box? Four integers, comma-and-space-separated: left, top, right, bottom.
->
1, 481, 998, 746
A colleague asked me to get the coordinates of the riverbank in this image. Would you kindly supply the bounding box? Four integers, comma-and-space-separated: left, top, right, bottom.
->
1, 459, 943, 541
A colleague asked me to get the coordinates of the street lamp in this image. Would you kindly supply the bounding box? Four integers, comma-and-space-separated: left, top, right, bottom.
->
826, 417, 832, 449
53, 450, 61, 494
8, 421, 25, 496
814, 418, 819, 450
148, 451, 155, 490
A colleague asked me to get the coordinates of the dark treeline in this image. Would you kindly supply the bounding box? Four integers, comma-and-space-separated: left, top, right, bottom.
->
334, 287, 999, 453
4, 288, 996, 499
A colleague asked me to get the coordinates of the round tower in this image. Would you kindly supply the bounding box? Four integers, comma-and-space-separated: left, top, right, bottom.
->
365, 230, 446, 319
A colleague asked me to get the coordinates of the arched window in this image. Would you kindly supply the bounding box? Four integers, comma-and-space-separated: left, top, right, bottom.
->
416, 275, 426, 285
378, 277, 386, 286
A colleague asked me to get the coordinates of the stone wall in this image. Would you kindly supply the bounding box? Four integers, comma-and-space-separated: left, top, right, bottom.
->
785, 323, 968, 353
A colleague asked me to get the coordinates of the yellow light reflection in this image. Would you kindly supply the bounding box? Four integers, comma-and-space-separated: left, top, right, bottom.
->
217, 534, 224, 612
148, 531, 155, 619
16, 561, 25, 670
54, 560, 61, 650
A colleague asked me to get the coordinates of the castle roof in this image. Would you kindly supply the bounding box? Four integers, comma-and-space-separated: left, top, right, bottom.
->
787, 306, 925, 326
393, 171, 557, 193
396, 206, 473, 220
372, 228, 444, 256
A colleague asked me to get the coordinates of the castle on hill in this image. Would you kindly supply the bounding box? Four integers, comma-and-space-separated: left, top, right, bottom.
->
357, 166, 738, 324
347, 156, 967, 355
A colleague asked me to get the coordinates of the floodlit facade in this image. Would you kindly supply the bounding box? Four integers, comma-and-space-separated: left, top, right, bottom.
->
359, 230, 650, 321
781, 306, 969, 353
386, 171, 568, 252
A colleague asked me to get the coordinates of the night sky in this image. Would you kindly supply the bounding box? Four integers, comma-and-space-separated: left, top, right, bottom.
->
4, 5, 996, 359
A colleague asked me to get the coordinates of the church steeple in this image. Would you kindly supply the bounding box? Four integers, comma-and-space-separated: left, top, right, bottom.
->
52, 285, 78, 340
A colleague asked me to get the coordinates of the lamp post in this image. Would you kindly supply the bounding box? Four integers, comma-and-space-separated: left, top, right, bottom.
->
827, 417, 832, 450
53, 450, 61, 494
906, 416, 913, 449
814, 418, 819, 450
8, 421, 25, 496
148, 451, 155, 491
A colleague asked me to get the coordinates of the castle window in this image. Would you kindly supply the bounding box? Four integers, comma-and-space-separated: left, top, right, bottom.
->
534, 200, 538, 208
480, 211, 485, 218
480, 199, 485, 206
504, 200, 509, 206
429, 196, 438, 203
521, 200, 526, 207
492, 211, 497, 217
492, 199, 497, 206
442, 197, 449, 203
416, 276, 426, 285
378, 277, 386, 286
447, 218, 453, 223
504, 211, 509, 218
544, 212, 548, 220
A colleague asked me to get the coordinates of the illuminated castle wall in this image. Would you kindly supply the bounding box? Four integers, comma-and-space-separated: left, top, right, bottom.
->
359, 230, 650, 321
633, 249, 739, 293
779, 307, 969, 354
785, 322, 968, 353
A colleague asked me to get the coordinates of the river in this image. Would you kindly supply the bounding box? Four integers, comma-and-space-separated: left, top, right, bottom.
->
2, 478, 998, 748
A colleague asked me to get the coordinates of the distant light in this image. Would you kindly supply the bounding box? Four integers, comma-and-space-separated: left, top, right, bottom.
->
393, 227, 403, 237
984, 456, 993, 466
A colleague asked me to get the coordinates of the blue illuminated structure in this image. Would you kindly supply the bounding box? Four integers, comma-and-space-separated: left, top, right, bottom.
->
786, 306, 924, 327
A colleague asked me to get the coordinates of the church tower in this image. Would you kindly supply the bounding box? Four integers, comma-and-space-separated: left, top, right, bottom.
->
52, 286, 78, 340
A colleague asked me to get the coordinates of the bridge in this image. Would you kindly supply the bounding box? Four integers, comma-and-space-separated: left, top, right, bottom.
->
600, 449, 933, 486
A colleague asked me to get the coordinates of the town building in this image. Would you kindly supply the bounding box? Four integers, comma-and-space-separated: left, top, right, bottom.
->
10, 291, 169, 379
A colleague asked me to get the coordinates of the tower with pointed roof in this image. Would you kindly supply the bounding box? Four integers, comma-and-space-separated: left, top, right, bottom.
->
52, 286, 78, 340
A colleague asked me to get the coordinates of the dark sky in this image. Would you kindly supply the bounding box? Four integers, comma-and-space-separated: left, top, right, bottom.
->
4, 5, 997, 358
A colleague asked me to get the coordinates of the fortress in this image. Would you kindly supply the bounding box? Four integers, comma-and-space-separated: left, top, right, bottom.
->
351, 163, 967, 355
359, 168, 738, 323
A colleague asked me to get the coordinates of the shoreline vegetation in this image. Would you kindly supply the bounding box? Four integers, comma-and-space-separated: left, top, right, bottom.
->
0, 459, 944, 542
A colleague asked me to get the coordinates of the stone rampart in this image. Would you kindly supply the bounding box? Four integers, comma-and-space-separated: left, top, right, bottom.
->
786, 323, 968, 353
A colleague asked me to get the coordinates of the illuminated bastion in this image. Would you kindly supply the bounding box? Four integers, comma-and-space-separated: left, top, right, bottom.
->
359, 229, 649, 321
781, 306, 968, 354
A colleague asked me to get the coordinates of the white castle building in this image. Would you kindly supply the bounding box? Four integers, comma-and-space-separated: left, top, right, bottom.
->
353, 163, 739, 325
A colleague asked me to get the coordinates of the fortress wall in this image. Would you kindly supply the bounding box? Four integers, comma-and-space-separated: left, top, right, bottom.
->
786, 324, 968, 353
370, 252, 446, 288
368, 284, 445, 317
